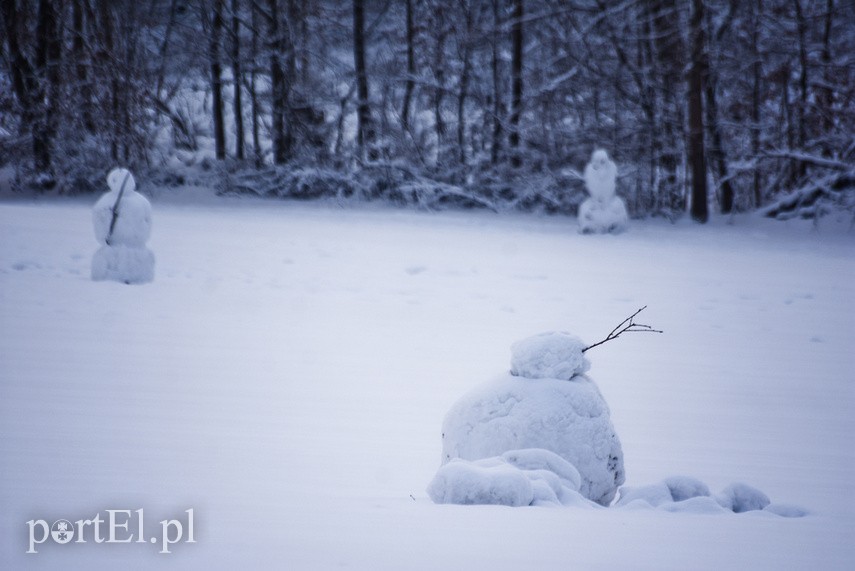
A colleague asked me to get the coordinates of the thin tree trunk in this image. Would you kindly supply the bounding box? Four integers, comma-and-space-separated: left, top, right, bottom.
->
73, 0, 95, 133
820, 0, 834, 153
456, 3, 473, 167
401, 0, 415, 135
490, 0, 503, 165
250, 1, 263, 166
433, 9, 447, 164
751, 0, 763, 207
34, 0, 61, 176
651, 0, 683, 212
209, 0, 227, 160
704, 5, 734, 213
268, 0, 288, 164
231, 0, 245, 160
688, 0, 708, 223
353, 0, 375, 160
793, 0, 808, 180
509, 0, 523, 168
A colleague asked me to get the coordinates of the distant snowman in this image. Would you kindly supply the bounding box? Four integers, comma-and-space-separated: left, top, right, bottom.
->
91, 168, 155, 284
578, 149, 629, 234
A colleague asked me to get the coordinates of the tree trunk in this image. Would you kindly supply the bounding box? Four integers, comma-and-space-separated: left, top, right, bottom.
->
1, 0, 36, 140
704, 5, 734, 214
751, 0, 763, 207
490, 0, 503, 165
72, 0, 95, 133
231, 0, 245, 160
209, 0, 227, 160
688, 0, 708, 223
432, 8, 447, 165
250, 1, 263, 166
456, 3, 473, 167
353, 0, 375, 160
268, 0, 288, 164
509, 0, 523, 168
34, 0, 61, 177
401, 0, 415, 135
651, 0, 683, 213
793, 0, 808, 180
819, 0, 834, 154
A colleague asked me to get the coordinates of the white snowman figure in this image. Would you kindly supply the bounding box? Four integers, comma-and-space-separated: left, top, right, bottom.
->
578, 149, 629, 234
91, 168, 155, 284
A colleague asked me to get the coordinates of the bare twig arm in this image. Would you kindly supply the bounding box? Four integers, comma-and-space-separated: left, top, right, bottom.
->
582, 306, 663, 353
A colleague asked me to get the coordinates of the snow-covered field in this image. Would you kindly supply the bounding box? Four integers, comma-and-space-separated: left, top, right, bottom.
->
1, 196, 853, 569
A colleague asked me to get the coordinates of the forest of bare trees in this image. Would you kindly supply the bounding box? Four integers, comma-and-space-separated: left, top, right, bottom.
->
1, 0, 853, 220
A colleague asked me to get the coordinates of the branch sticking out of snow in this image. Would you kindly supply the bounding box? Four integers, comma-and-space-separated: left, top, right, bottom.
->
582, 306, 662, 353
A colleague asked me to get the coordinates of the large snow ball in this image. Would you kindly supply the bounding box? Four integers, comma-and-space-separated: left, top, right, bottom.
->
578, 196, 629, 235
510, 331, 590, 380
91, 245, 155, 285
441, 374, 625, 506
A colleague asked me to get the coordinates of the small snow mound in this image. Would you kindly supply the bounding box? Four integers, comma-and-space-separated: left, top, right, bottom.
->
510, 332, 590, 380
501, 448, 581, 492
763, 503, 808, 518
427, 459, 533, 507
663, 476, 711, 502
427, 451, 590, 507
616, 478, 803, 517
716, 482, 771, 513
660, 496, 728, 514
615, 483, 673, 508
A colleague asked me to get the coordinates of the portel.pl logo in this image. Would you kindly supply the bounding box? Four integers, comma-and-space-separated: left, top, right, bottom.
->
26, 508, 195, 554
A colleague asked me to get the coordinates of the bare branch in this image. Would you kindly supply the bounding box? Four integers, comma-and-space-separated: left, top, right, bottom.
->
582, 306, 662, 353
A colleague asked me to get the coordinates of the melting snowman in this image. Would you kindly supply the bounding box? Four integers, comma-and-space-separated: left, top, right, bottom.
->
91, 168, 155, 284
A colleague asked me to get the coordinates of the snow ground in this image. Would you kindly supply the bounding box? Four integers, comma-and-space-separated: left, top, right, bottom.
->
1, 197, 853, 569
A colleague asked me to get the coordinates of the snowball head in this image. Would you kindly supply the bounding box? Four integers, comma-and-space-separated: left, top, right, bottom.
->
440, 374, 625, 505
510, 331, 590, 380
107, 167, 136, 194
590, 149, 610, 168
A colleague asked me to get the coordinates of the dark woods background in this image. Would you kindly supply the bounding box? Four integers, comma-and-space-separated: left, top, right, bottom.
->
1, 0, 853, 220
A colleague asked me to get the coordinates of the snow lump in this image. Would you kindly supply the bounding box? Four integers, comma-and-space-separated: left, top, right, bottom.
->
432, 331, 625, 506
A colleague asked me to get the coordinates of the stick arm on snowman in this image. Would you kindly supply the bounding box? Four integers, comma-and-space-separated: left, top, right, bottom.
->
106, 170, 132, 246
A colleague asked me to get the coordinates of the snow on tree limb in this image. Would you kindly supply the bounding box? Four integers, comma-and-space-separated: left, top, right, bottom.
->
582, 306, 662, 353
